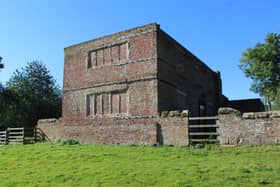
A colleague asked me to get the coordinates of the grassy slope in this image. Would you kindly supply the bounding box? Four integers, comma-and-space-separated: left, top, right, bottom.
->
0, 143, 280, 187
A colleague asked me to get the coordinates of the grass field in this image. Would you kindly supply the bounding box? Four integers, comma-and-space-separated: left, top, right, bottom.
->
0, 143, 280, 187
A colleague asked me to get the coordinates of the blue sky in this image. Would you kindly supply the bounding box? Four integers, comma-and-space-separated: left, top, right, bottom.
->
0, 0, 279, 99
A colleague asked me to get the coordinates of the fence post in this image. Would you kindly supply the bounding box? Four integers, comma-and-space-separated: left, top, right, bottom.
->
23, 127, 25, 144
6, 129, 9, 145
5, 130, 7, 145
34, 127, 36, 143
0, 130, 7, 145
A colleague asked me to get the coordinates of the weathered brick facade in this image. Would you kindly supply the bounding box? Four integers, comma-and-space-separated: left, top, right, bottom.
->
38, 116, 189, 145
63, 24, 159, 125
157, 29, 222, 116
38, 23, 224, 145
63, 23, 222, 125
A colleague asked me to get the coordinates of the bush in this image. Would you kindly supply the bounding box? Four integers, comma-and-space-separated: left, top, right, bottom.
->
52, 139, 80, 145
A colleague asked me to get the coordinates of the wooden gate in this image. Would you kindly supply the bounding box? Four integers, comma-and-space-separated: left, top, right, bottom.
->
0, 127, 36, 145
7, 127, 24, 144
0, 130, 7, 145
188, 116, 219, 144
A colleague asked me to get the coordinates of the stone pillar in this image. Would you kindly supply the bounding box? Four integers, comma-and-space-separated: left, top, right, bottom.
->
217, 107, 241, 145
157, 110, 189, 146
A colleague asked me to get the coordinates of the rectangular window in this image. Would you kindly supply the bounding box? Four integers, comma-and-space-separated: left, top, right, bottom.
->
103, 94, 110, 114
112, 93, 119, 114
103, 47, 111, 65
111, 45, 119, 64
95, 94, 102, 115
86, 91, 127, 116
86, 42, 128, 69
119, 43, 128, 61
96, 50, 104, 66
86, 95, 90, 116
119, 92, 128, 114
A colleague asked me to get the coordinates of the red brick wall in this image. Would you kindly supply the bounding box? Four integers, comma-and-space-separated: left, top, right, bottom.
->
37, 116, 189, 146
63, 24, 158, 125
57, 23, 219, 145
157, 29, 222, 116
60, 123, 157, 145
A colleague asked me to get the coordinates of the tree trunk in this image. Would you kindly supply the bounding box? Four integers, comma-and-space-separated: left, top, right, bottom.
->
265, 96, 272, 111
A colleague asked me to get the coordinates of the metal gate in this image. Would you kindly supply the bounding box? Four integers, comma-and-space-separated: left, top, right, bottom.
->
188, 116, 219, 144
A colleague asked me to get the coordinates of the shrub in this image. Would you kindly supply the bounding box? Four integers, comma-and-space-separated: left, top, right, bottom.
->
52, 139, 80, 145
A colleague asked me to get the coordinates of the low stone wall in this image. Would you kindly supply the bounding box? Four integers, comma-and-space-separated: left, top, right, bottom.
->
37, 118, 63, 141
157, 116, 188, 146
218, 108, 280, 145
37, 111, 189, 146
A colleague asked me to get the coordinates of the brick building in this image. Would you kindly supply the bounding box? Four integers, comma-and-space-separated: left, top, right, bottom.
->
38, 23, 263, 145
63, 23, 222, 126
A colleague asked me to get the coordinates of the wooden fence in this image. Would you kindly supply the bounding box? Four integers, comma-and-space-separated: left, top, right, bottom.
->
189, 116, 219, 144
0, 127, 36, 145
0, 130, 7, 145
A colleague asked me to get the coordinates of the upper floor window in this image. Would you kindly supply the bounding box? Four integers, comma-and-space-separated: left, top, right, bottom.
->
87, 42, 128, 69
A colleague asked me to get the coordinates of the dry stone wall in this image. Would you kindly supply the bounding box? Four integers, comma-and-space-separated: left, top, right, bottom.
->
218, 107, 280, 145
37, 118, 63, 141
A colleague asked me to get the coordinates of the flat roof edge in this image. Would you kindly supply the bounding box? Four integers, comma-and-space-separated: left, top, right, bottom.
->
64, 23, 160, 50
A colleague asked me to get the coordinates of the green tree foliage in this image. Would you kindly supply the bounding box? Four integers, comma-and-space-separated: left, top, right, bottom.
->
239, 33, 280, 110
273, 96, 280, 110
0, 61, 61, 129
0, 56, 3, 69
0, 84, 20, 130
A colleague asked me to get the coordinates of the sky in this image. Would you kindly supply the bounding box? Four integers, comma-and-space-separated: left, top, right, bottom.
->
0, 0, 279, 100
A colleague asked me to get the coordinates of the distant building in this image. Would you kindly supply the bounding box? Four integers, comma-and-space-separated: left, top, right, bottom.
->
222, 98, 265, 113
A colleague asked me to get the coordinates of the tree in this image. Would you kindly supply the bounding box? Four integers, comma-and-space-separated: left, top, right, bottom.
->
0, 61, 61, 128
239, 33, 280, 110
272, 91, 280, 110
0, 85, 20, 129
0, 56, 3, 69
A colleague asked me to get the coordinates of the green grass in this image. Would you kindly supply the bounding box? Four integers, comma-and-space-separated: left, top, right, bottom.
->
0, 143, 280, 187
